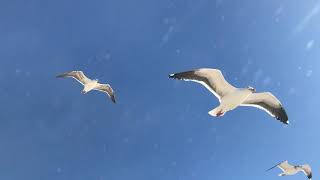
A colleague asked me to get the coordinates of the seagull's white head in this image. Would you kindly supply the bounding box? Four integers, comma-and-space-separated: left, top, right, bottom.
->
247, 86, 256, 93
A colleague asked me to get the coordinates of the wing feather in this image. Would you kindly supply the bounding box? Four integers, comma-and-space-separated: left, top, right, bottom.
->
241, 92, 288, 124
169, 68, 236, 101
266, 160, 290, 172
56, 71, 91, 85
278, 161, 294, 172
94, 83, 116, 103
302, 165, 312, 180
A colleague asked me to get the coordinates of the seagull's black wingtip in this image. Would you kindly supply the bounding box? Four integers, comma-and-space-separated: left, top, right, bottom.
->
278, 119, 289, 125
168, 73, 175, 79
276, 107, 289, 125
56, 73, 67, 78
111, 95, 116, 104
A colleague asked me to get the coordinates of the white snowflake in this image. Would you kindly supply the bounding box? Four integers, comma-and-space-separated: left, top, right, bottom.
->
306, 70, 313, 77
306, 40, 314, 50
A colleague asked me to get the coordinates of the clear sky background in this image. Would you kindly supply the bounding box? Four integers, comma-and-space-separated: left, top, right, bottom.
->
0, 0, 319, 180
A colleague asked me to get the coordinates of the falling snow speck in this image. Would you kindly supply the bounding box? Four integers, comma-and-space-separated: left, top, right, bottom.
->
275, 6, 283, 16
171, 161, 177, 166
263, 77, 271, 86
306, 70, 312, 77
277, 82, 281, 87
306, 40, 314, 50
57, 168, 62, 173
15, 69, 21, 75
123, 137, 129, 143
289, 88, 296, 95
153, 143, 159, 149
187, 138, 193, 143
221, 15, 225, 21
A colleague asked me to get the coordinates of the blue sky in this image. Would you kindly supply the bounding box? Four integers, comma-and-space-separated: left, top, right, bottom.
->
0, 0, 319, 180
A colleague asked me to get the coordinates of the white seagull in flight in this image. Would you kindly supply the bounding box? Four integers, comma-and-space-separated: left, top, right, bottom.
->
57, 71, 116, 103
169, 68, 288, 124
267, 160, 312, 180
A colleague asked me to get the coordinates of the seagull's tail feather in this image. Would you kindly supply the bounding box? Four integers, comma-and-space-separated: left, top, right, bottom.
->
208, 107, 224, 117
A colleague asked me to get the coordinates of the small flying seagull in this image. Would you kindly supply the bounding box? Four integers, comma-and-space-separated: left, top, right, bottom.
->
56, 71, 116, 103
267, 160, 312, 180
169, 68, 288, 124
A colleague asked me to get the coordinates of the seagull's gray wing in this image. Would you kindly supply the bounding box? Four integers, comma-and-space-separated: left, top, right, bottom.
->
301, 165, 312, 180
169, 68, 236, 102
56, 71, 91, 85
94, 83, 116, 103
278, 161, 294, 172
240, 92, 288, 125
266, 161, 290, 172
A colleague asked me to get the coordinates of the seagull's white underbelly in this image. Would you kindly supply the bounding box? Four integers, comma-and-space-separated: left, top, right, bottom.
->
84, 81, 98, 92
221, 90, 252, 111
284, 168, 299, 175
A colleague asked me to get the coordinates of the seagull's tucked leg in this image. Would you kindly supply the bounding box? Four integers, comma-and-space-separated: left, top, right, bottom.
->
82, 86, 91, 94
278, 173, 286, 177
216, 111, 225, 117
208, 106, 225, 117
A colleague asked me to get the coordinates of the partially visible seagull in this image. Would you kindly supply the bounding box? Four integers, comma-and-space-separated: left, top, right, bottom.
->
267, 160, 312, 180
56, 71, 116, 103
169, 68, 288, 124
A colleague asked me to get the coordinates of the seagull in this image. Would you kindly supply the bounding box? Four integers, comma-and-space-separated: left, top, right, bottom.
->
267, 160, 312, 180
56, 71, 116, 103
168, 68, 288, 124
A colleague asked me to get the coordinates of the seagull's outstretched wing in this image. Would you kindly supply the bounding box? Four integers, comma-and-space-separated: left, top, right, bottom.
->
240, 92, 288, 124
278, 161, 294, 172
169, 68, 236, 101
56, 71, 91, 85
94, 84, 116, 103
266, 161, 290, 172
301, 164, 312, 180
